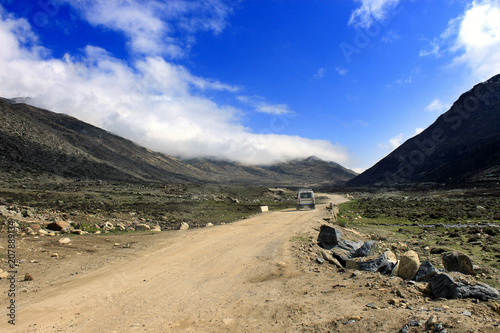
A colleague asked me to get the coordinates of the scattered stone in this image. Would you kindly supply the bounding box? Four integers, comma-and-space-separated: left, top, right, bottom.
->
429, 273, 500, 301
24, 273, 33, 281
115, 223, 127, 231
488, 301, 500, 315
366, 303, 378, 309
25, 226, 36, 235
433, 324, 444, 332
103, 222, 115, 232
114, 243, 120, 247
408, 320, 420, 327
46, 220, 71, 232
58, 238, 71, 245
38, 229, 48, 236
71, 229, 84, 235
206, 222, 214, 227
30, 260, 38, 263
151, 225, 162, 232
442, 251, 474, 275
397, 250, 420, 280
51, 253, 59, 258
316, 257, 325, 264
426, 314, 438, 330
22, 209, 34, 218
0, 270, 8, 279
317, 226, 342, 249
0, 205, 9, 217
461, 310, 471, 316
179, 222, 190, 230
29, 224, 41, 232
400, 324, 409, 333
135, 224, 151, 231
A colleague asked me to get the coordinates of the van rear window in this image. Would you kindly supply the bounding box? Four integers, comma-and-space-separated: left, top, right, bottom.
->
300, 193, 312, 199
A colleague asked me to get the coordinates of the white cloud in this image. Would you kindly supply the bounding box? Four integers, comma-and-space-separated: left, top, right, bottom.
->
420, 1, 500, 81
414, 127, 424, 135
237, 95, 293, 115
314, 67, 327, 79
452, 0, 500, 80
60, 0, 235, 58
378, 133, 404, 151
335, 67, 348, 75
0, 8, 351, 166
349, 0, 401, 28
425, 98, 450, 113
382, 30, 400, 43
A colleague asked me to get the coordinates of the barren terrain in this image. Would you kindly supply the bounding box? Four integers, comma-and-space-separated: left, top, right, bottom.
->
1, 194, 499, 332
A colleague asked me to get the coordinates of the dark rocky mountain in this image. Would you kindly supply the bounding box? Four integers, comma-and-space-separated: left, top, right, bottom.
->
347, 74, 500, 188
262, 156, 358, 186
0, 98, 356, 186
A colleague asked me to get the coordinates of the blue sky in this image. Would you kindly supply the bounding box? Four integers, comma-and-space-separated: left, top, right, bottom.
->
0, 0, 499, 172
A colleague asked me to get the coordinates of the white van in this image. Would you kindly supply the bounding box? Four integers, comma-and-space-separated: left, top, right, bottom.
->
296, 189, 315, 210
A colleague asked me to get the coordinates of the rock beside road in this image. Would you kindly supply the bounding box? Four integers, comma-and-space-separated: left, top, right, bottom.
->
397, 250, 420, 280
442, 251, 475, 275
429, 272, 500, 301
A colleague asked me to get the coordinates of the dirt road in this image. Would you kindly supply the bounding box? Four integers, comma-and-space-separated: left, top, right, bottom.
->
3, 195, 347, 332
4, 193, 499, 333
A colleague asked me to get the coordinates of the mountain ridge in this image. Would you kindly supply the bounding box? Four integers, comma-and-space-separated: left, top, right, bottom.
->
0, 98, 356, 187
347, 74, 500, 188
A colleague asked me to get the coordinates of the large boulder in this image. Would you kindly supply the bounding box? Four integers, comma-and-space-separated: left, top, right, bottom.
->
442, 251, 474, 275
180, 222, 190, 230
429, 273, 499, 301
317, 226, 342, 250
46, 221, 71, 232
397, 250, 420, 280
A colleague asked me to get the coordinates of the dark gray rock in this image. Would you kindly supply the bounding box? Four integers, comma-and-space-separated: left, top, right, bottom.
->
346, 253, 389, 272
336, 240, 364, 255
429, 273, 500, 301
353, 240, 377, 258
442, 251, 474, 275
317, 225, 342, 250
416, 260, 439, 282
376, 258, 397, 275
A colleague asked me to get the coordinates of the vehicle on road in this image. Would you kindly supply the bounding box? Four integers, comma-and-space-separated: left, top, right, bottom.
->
296, 189, 315, 210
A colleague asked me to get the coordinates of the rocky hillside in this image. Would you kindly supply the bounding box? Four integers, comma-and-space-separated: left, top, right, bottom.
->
0, 98, 356, 186
262, 156, 358, 187
347, 74, 500, 188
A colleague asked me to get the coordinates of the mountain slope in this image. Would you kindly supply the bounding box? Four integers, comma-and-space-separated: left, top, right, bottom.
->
0, 98, 208, 182
347, 74, 500, 187
0, 98, 356, 186
262, 156, 358, 186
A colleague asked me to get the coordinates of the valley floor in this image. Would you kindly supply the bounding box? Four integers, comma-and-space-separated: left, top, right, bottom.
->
1, 194, 499, 332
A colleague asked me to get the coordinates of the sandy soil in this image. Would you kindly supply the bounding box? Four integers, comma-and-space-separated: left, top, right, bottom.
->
1, 194, 499, 332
